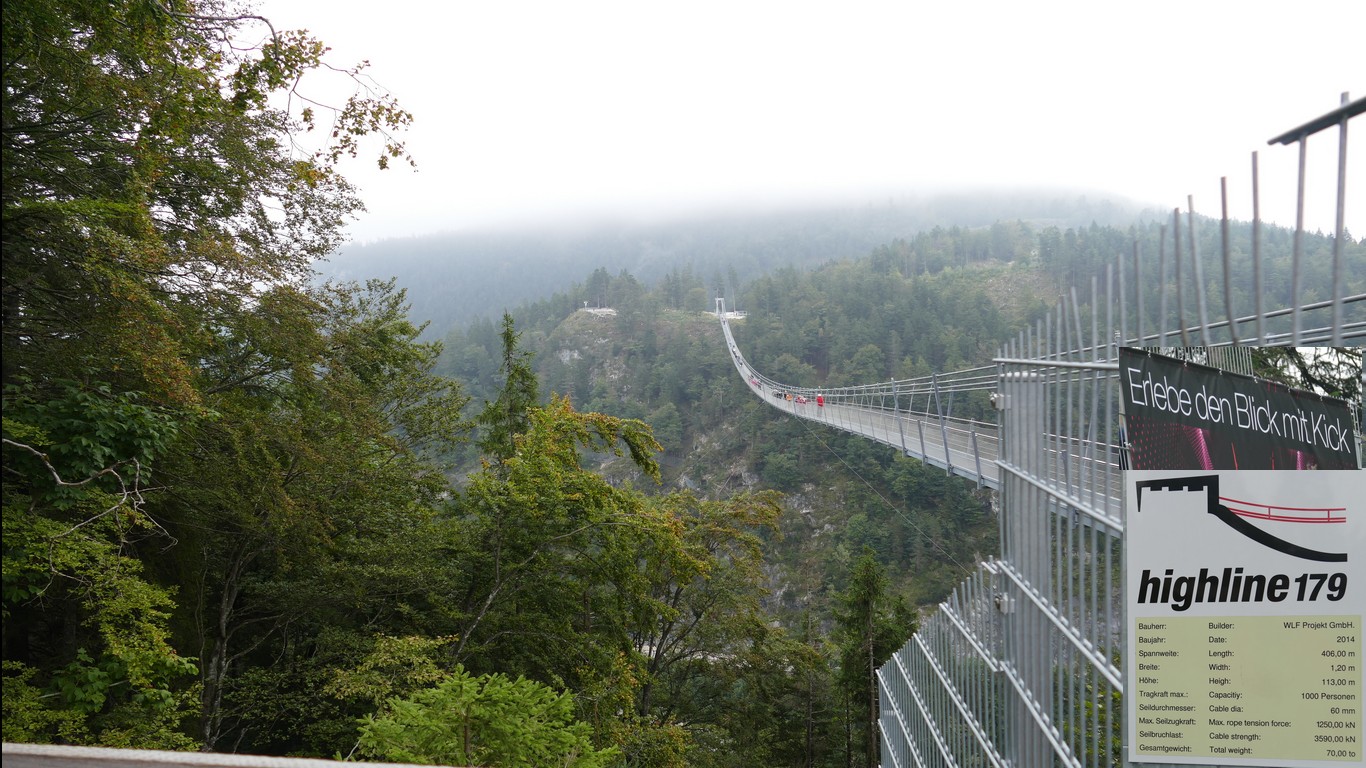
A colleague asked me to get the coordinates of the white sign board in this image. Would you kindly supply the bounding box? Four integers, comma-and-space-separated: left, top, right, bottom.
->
1126, 470, 1366, 766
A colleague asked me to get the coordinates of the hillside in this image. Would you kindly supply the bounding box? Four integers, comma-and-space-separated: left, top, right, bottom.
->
445, 253, 1036, 618
442, 215, 1364, 613
319, 190, 1146, 337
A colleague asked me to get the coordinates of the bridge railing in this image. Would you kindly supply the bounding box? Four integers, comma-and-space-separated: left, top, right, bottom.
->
724, 95, 1363, 768
720, 309, 1004, 488
877, 94, 1364, 768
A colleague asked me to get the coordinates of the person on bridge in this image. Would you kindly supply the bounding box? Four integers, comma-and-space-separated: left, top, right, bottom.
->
816, 394, 824, 407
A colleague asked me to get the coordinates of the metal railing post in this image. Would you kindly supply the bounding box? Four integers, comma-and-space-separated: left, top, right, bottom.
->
933, 373, 952, 476
894, 382, 908, 454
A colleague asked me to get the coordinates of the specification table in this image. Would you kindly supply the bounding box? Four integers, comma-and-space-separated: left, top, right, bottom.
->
1132, 614, 1362, 763
1126, 471, 1366, 766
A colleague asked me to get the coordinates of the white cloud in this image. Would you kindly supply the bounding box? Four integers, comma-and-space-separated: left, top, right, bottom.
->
264, 0, 1365, 242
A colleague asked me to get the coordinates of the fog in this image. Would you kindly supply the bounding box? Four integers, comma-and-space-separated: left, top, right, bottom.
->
263, 0, 1365, 243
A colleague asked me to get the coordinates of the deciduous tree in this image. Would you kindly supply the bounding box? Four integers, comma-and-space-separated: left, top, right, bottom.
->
2, 1, 422, 749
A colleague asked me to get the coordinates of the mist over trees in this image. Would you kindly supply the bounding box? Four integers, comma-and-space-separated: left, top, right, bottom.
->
320, 191, 1147, 335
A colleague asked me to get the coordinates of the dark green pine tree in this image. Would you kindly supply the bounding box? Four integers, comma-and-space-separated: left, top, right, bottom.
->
477, 312, 540, 465
1250, 347, 1361, 402
835, 549, 918, 768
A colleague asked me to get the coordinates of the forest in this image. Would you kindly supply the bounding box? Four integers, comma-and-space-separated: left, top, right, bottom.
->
324, 192, 1146, 337
3, 2, 1363, 768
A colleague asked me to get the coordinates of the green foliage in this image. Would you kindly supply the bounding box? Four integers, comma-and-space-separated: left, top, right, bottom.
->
356, 665, 618, 767
451, 395, 663, 681
835, 550, 917, 768
3, 380, 179, 509
1, 1, 437, 754
646, 402, 683, 450
326, 634, 457, 708
3, 0, 400, 406
2, 379, 197, 750
478, 313, 541, 464
1, 489, 199, 749
3, 661, 88, 744
760, 452, 803, 489
161, 280, 467, 751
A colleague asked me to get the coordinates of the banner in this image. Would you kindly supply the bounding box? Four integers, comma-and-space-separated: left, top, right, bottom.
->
1120, 350, 1358, 470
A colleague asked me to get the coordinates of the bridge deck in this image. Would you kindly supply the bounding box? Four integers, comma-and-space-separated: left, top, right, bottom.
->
721, 312, 1002, 490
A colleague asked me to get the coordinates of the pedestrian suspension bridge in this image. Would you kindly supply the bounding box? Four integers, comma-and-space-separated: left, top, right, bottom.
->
720, 95, 1365, 768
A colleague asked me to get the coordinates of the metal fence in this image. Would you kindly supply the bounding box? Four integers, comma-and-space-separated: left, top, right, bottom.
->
720, 315, 1003, 489
877, 94, 1364, 768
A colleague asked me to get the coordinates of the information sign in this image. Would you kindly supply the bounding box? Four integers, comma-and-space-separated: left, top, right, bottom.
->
1126, 470, 1365, 765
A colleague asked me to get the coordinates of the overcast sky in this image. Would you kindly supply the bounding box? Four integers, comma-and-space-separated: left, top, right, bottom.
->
261, 0, 1364, 243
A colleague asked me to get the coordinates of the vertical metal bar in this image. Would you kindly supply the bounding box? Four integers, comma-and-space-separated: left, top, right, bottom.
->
1096, 273, 1106, 508
1133, 240, 1144, 347
1093, 278, 1108, 768
1013, 323, 1028, 767
1252, 151, 1264, 344
1103, 259, 1114, 358
1051, 303, 1062, 499
1071, 299, 1085, 755
1292, 135, 1307, 345
1103, 516, 1114, 768
1032, 307, 1043, 759
1089, 276, 1099, 503
972, 427, 982, 489
1116, 256, 1127, 351
1088, 643, 1099, 768
1220, 178, 1240, 344
933, 373, 952, 476
1173, 209, 1190, 346
1070, 287, 1083, 496
1188, 195, 1211, 346
894, 382, 908, 455
1089, 525, 1103, 764
1158, 224, 1168, 348
918, 419, 927, 466
1332, 91, 1350, 347
1056, 501, 1066, 755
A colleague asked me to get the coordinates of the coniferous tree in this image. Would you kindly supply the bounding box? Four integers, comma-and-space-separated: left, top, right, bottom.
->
477, 313, 540, 465
834, 550, 917, 768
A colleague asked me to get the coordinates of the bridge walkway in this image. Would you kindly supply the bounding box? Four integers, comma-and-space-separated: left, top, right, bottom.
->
719, 303, 1003, 490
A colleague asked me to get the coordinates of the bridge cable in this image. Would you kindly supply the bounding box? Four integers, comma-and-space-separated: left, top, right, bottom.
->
793, 414, 977, 578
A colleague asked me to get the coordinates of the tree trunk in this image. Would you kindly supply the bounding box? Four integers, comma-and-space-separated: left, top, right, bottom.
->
199, 544, 257, 751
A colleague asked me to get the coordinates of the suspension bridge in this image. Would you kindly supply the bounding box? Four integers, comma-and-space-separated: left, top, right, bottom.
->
723, 334, 1003, 489
720, 95, 1365, 768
